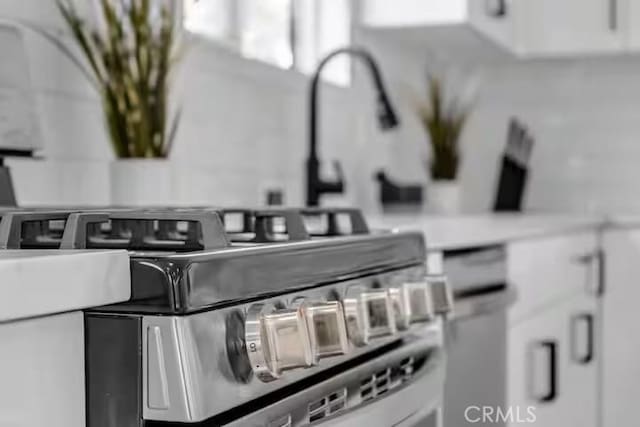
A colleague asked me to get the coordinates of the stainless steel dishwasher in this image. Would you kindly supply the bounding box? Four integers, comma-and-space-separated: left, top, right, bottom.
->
431, 245, 517, 427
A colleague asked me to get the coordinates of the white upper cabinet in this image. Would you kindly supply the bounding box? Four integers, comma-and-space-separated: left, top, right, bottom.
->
475, 0, 625, 57
360, 0, 632, 58
360, 0, 468, 27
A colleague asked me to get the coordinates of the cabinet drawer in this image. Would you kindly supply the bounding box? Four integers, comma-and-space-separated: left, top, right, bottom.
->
507, 232, 598, 323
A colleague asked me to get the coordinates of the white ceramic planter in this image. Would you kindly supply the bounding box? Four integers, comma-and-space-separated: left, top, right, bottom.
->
427, 180, 461, 214
110, 159, 173, 206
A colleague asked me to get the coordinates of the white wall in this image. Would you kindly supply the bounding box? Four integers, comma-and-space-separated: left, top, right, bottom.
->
0, 0, 434, 210
458, 56, 640, 214
360, 28, 640, 215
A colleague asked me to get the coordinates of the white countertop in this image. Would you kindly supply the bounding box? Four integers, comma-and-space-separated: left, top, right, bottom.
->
0, 250, 131, 322
368, 214, 604, 250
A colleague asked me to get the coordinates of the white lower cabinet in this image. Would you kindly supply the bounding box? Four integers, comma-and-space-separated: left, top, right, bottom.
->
507, 294, 598, 427
506, 232, 599, 426
507, 231, 600, 324
601, 228, 640, 426
508, 232, 599, 324
0, 312, 86, 427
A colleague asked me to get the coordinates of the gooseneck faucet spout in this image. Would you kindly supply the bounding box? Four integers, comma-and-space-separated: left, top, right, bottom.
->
307, 46, 399, 207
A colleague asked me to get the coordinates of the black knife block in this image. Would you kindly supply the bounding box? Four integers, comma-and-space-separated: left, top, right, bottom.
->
493, 118, 533, 212
0, 164, 16, 207
494, 156, 528, 212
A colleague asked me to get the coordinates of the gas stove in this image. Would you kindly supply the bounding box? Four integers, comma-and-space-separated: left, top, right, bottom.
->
0, 207, 452, 427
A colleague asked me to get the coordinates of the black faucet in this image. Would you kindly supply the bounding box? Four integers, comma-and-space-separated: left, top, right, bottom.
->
307, 46, 399, 207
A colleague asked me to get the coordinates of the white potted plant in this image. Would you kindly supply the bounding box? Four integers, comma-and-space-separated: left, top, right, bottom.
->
418, 75, 471, 214
57, 0, 181, 206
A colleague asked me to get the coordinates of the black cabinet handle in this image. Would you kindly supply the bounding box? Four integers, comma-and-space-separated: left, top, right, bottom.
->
528, 340, 558, 403
571, 313, 595, 364
572, 250, 605, 296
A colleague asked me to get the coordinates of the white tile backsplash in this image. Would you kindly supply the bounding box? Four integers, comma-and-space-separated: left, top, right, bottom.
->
460, 55, 640, 214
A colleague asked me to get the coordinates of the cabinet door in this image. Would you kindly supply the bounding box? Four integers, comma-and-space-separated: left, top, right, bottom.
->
467, 0, 516, 52
508, 232, 599, 324
508, 303, 565, 426
601, 229, 640, 426
514, 0, 623, 56
508, 295, 598, 427
561, 294, 598, 427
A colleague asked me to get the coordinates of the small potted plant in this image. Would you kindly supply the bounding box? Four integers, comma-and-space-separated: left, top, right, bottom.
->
418, 75, 471, 214
56, 0, 181, 205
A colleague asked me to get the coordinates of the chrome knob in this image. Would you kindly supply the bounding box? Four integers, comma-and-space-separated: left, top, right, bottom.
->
343, 292, 367, 346
344, 289, 396, 345
389, 282, 435, 330
302, 300, 349, 359
245, 303, 314, 382
428, 276, 454, 316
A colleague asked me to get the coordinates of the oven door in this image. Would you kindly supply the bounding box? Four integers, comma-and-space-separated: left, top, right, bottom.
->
225, 326, 446, 427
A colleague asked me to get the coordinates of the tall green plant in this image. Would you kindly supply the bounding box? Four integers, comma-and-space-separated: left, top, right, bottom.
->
56, 0, 181, 158
419, 75, 470, 181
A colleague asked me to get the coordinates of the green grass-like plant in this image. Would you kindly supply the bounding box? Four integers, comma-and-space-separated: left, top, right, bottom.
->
418, 75, 470, 181
56, 0, 181, 158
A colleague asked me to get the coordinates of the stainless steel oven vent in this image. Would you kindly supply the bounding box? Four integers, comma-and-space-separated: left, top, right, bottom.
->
267, 414, 292, 427
360, 356, 421, 402
308, 388, 347, 423
400, 356, 415, 379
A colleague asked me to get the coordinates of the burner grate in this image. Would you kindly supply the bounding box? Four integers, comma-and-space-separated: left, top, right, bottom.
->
0, 206, 372, 250
220, 208, 310, 243
0, 209, 230, 250
301, 207, 369, 237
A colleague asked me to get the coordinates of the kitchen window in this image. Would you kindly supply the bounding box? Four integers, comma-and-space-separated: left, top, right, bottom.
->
183, 0, 352, 85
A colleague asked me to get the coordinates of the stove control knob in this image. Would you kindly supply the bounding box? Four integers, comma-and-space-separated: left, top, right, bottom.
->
344, 290, 396, 345
428, 276, 454, 316
245, 303, 314, 382
388, 282, 435, 330
302, 301, 350, 359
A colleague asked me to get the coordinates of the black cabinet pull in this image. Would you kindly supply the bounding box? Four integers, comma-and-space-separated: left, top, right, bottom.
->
572, 250, 605, 296
528, 340, 558, 403
571, 313, 595, 364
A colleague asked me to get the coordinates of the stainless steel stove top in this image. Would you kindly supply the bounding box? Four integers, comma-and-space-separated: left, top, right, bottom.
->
0, 206, 452, 426
0, 207, 426, 313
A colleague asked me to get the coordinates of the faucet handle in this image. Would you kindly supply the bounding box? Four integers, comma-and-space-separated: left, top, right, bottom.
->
317, 160, 344, 195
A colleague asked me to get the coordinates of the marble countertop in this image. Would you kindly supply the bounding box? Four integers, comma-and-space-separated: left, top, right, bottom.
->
367, 213, 605, 250
0, 250, 131, 322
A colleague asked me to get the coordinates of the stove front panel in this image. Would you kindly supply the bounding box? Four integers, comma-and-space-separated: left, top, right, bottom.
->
85, 265, 445, 425
140, 266, 435, 422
